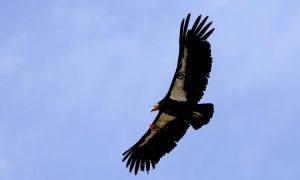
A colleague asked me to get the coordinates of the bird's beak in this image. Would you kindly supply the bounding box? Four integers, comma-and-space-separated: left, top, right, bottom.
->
151, 104, 160, 112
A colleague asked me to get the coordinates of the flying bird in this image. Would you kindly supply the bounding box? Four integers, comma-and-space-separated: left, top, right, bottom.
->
122, 14, 215, 175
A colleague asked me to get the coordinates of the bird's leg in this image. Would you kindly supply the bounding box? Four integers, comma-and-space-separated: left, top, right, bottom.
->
151, 103, 160, 112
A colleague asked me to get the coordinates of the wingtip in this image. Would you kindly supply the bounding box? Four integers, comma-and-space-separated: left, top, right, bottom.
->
122, 148, 130, 155
203, 16, 209, 22
198, 20, 214, 39
202, 28, 215, 40
129, 160, 135, 173
134, 169, 138, 175
126, 159, 131, 168
185, 14, 191, 24
134, 160, 140, 175
182, 14, 191, 37
191, 15, 202, 32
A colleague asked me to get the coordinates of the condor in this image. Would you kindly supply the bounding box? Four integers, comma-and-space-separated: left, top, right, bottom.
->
122, 14, 215, 175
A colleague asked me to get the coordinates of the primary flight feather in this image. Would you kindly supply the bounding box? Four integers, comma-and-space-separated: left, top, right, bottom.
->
122, 14, 215, 175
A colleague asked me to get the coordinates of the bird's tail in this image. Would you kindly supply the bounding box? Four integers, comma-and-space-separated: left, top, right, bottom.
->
188, 103, 214, 130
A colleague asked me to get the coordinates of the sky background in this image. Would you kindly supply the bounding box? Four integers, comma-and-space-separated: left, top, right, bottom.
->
1, 0, 300, 179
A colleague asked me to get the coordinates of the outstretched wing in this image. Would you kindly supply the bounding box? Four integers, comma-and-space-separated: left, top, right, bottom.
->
122, 112, 190, 174
166, 14, 214, 103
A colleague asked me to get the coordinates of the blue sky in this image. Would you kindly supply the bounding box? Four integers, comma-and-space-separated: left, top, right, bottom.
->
1, 0, 300, 179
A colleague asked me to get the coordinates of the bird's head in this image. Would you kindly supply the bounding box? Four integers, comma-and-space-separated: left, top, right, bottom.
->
151, 103, 160, 112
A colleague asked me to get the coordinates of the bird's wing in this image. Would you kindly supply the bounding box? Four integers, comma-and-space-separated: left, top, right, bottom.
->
166, 14, 214, 103
122, 112, 190, 174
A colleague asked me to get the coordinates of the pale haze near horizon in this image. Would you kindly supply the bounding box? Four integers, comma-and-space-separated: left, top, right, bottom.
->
1, 0, 300, 179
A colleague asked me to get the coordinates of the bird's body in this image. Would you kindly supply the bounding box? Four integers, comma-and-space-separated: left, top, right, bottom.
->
122, 14, 215, 174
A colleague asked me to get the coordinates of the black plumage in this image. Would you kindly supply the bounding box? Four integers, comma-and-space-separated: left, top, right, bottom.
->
122, 14, 215, 175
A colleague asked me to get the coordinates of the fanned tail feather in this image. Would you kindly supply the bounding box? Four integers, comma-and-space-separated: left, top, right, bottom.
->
188, 103, 214, 130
